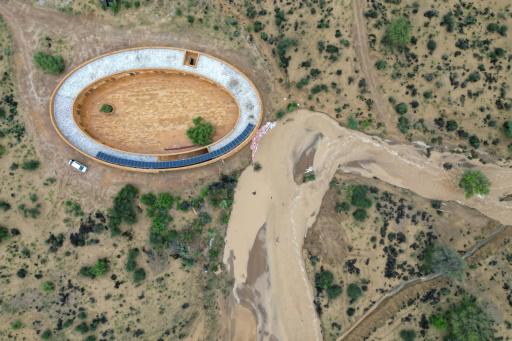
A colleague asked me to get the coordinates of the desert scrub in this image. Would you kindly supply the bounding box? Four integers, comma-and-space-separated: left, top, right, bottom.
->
430, 296, 494, 340
21, 159, 40, 170
458, 170, 490, 198
79, 258, 110, 279
41, 281, 55, 293
382, 17, 411, 50
33, 51, 65, 74
108, 184, 139, 236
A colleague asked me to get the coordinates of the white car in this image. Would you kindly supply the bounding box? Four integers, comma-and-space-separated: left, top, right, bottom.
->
68, 159, 88, 173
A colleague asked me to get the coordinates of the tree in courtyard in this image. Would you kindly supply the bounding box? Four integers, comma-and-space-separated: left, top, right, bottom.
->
186, 116, 215, 146
33, 51, 65, 75
383, 17, 412, 50
458, 170, 490, 198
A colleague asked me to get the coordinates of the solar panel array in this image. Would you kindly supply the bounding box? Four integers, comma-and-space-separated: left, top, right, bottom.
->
96, 123, 255, 169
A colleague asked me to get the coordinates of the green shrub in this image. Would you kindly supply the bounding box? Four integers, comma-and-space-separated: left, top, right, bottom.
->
394, 103, 408, 115
64, 200, 84, 217
108, 184, 138, 235
352, 208, 368, 221
133, 267, 146, 283
503, 121, 512, 138
440, 296, 494, 340
383, 17, 412, 49
75, 321, 89, 334
79, 258, 110, 279
399, 329, 416, 341
375, 59, 387, 70
327, 284, 342, 300
186, 116, 214, 146
347, 283, 362, 302
315, 269, 334, 291
398, 116, 410, 133
10, 320, 23, 330
276, 37, 298, 69
335, 202, 350, 213
421, 244, 466, 278
296, 77, 310, 89
459, 170, 490, 198
99, 104, 113, 113
0, 145, 6, 158
21, 159, 40, 170
41, 281, 55, 293
125, 248, 139, 272
41, 329, 52, 340
0, 200, 11, 211
349, 185, 372, 208
430, 313, 448, 330
0, 226, 10, 242
33, 51, 65, 74
427, 39, 437, 53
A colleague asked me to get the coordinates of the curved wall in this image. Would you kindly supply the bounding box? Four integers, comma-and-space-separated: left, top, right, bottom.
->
50, 47, 263, 171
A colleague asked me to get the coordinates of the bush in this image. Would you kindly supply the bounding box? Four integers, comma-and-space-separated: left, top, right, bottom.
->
335, 201, 350, 213
430, 313, 448, 330
33, 51, 65, 74
427, 39, 437, 53
459, 170, 490, 198
503, 121, 512, 138
439, 296, 494, 340
41, 329, 52, 340
421, 244, 466, 278
125, 248, 139, 272
468, 135, 480, 149
100, 104, 113, 113
375, 59, 387, 70
398, 116, 410, 134
399, 329, 416, 341
327, 284, 342, 300
352, 208, 368, 221
133, 267, 146, 283
108, 184, 138, 235
315, 269, 334, 291
0, 226, 9, 242
79, 258, 110, 279
347, 283, 362, 302
383, 17, 412, 49
10, 320, 23, 330
394, 103, 408, 115
186, 116, 215, 146
349, 185, 372, 208
41, 281, 55, 293
21, 159, 40, 170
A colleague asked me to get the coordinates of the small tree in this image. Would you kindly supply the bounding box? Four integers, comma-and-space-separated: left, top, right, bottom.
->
383, 17, 412, 50
33, 51, 65, 75
186, 116, 215, 146
347, 283, 362, 303
399, 329, 416, 341
100, 104, 113, 113
421, 244, 466, 278
503, 121, 512, 138
459, 170, 490, 198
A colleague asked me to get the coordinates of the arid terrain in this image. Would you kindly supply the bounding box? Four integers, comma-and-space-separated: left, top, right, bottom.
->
0, 0, 511, 341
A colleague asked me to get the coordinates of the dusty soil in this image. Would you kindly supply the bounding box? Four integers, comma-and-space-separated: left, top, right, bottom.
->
1, 0, 511, 340
74, 69, 239, 154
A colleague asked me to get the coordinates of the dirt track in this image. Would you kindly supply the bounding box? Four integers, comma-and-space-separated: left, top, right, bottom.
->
223, 109, 512, 341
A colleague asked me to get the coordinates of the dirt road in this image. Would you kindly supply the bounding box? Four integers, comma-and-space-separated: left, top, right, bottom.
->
223, 109, 512, 340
